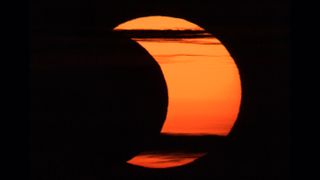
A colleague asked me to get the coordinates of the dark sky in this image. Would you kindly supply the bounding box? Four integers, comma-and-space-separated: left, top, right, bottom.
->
30, 0, 291, 179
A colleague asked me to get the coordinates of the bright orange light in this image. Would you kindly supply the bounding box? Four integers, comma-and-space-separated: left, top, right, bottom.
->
114, 16, 242, 136
114, 16, 203, 30
127, 151, 206, 169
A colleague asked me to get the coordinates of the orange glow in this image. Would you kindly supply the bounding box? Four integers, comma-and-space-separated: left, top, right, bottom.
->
127, 151, 206, 168
114, 16, 203, 30
114, 16, 241, 136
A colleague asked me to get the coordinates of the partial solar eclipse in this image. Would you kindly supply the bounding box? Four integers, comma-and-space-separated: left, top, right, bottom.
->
114, 16, 242, 168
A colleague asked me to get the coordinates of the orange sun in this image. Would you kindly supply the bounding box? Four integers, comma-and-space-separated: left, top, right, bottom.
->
114, 16, 242, 168
114, 16, 242, 136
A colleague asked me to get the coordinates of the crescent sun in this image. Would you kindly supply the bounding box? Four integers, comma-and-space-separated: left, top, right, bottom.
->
113, 16, 242, 168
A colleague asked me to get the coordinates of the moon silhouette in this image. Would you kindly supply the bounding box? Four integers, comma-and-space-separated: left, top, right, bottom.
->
113, 16, 242, 168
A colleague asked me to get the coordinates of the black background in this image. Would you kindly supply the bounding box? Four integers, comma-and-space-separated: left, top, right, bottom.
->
29, 0, 291, 179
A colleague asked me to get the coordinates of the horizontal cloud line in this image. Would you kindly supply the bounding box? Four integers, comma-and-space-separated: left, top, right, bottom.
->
114, 29, 214, 39
133, 38, 221, 45
154, 54, 229, 57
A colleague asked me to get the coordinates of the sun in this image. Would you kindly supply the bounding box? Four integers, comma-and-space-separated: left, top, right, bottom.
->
113, 16, 242, 168
114, 16, 242, 136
